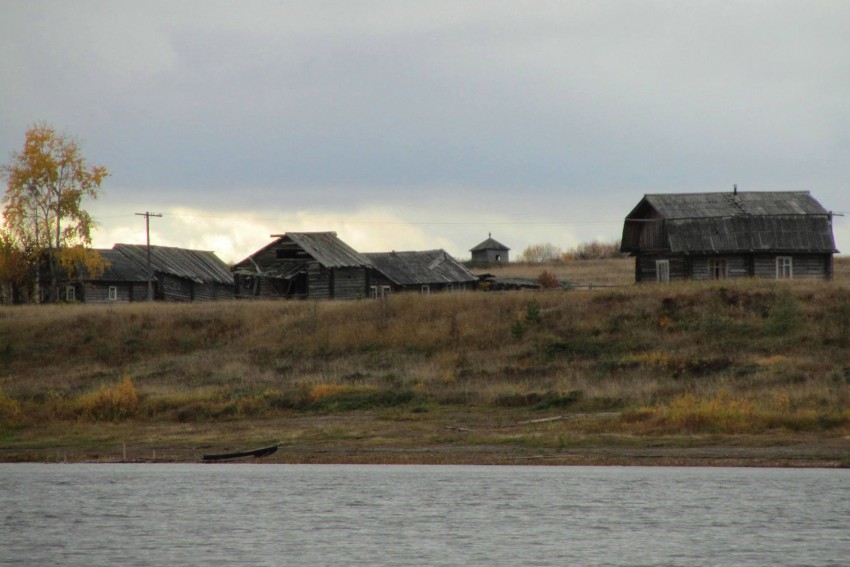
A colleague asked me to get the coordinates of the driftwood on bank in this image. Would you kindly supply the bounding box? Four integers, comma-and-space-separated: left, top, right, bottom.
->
445, 413, 620, 433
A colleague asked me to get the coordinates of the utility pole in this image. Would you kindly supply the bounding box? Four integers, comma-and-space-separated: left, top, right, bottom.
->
135, 212, 162, 301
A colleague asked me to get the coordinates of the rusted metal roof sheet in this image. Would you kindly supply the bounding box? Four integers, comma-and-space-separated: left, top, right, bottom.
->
114, 244, 234, 285
269, 232, 373, 269
365, 250, 477, 286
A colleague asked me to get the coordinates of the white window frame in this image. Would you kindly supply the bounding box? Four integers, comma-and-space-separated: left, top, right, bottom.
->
370, 285, 378, 299
66, 286, 76, 301
776, 256, 793, 280
108, 286, 118, 301
382, 285, 391, 296
656, 260, 670, 283
421, 285, 430, 295
708, 258, 728, 280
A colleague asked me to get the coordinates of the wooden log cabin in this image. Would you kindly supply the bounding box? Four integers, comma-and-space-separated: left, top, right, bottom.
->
364, 249, 478, 296
232, 232, 373, 300
620, 190, 838, 283
44, 244, 234, 302
112, 244, 234, 301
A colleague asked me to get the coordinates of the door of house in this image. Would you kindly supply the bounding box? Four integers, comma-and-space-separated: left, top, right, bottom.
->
776, 256, 793, 279
656, 260, 670, 283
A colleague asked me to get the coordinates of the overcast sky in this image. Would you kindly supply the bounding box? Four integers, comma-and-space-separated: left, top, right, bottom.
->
2, 1, 849, 262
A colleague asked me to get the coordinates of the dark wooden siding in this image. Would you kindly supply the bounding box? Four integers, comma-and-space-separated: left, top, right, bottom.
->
159, 275, 194, 301
332, 268, 368, 299
82, 282, 150, 302
688, 255, 749, 280
638, 252, 831, 282
754, 254, 829, 279
635, 254, 687, 283
307, 264, 330, 300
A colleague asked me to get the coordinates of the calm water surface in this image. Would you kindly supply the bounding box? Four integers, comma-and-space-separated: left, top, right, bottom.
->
1, 464, 848, 566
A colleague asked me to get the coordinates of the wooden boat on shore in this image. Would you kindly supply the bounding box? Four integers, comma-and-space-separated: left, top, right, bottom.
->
202, 443, 279, 462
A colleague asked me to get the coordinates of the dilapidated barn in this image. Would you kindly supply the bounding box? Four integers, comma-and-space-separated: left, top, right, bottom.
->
113, 244, 234, 301
365, 249, 477, 295
620, 190, 838, 282
232, 232, 373, 300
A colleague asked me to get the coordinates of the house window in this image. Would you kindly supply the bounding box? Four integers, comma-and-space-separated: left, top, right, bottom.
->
709, 258, 728, 280
421, 285, 430, 295
66, 286, 76, 301
495, 254, 502, 262
447, 284, 455, 293
656, 260, 670, 283
108, 286, 118, 301
776, 256, 793, 279
371, 285, 392, 299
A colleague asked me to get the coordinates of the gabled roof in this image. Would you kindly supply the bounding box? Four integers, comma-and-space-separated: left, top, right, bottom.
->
365, 250, 477, 286
470, 236, 510, 252
114, 244, 233, 285
622, 191, 837, 254
275, 232, 372, 268
632, 191, 829, 219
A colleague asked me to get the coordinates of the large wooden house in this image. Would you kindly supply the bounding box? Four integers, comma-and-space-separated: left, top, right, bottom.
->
44, 244, 234, 302
364, 249, 477, 296
232, 232, 373, 300
620, 190, 838, 282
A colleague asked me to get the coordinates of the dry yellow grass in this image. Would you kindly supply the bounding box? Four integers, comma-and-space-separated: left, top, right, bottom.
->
2, 256, 850, 463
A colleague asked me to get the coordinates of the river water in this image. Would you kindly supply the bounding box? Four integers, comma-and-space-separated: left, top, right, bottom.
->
1, 464, 848, 566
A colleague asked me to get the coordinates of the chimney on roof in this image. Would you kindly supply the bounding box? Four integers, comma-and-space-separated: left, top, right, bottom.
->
733, 184, 738, 196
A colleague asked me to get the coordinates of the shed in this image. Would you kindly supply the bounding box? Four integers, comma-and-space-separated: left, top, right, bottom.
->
470, 234, 510, 264
364, 249, 477, 296
232, 232, 373, 300
620, 190, 838, 282
113, 244, 235, 300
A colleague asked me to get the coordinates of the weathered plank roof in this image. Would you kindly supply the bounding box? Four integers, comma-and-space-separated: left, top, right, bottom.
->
268, 232, 373, 268
89, 249, 150, 282
623, 191, 837, 254
114, 244, 234, 285
365, 250, 477, 286
638, 191, 829, 219
470, 236, 510, 252
665, 216, 837, 253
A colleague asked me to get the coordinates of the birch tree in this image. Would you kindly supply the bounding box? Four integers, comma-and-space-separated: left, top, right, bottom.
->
1, 124, 108, 301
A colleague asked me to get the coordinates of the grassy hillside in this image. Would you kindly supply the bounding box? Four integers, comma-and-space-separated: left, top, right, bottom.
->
2, 257, 850, 465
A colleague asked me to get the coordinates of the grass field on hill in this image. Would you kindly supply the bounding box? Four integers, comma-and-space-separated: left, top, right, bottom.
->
2, 257, 850, 466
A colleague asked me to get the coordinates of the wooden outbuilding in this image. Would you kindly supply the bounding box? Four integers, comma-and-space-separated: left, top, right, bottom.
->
365, 249, 477, 296
470, 234, 510, 264
113, 244, 235, 301
232, 232, 373, 300
620, 190, 838, 282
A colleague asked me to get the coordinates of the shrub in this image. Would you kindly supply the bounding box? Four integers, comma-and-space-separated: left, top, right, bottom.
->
565, 240, 624, 260
537, 271, 561, 289
0, 388, 22, 426
765, 293, 802, 337
76, 377, 140, 421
